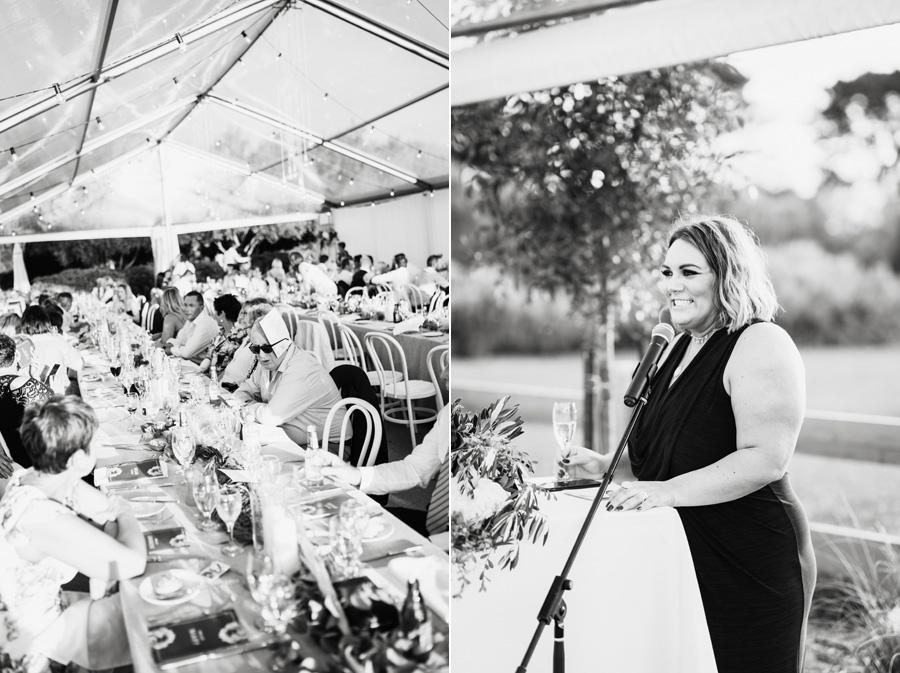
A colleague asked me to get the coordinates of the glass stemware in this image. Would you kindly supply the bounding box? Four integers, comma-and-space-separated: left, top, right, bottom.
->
191, 469, 220, 532
171, 427, 195, 474
245, 550, 297, 634
552, 401, 577, 480
216, 485, 243, 557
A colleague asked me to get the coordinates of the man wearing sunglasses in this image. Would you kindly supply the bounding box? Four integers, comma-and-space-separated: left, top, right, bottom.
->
233, 308, 344, 446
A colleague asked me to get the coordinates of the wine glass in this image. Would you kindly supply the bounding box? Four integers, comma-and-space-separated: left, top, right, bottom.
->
171, 427, 195, 474
552, 402, 577, 480
109, 354, 122, 379
245, 550, 296, 634
216, 485, 243, 557
191, 470, 220, 532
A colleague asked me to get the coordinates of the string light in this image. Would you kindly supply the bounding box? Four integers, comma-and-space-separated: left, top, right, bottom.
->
340, 201, 345, 206
172, 76, 179, 85
175, 32, 186, 52
323, 92, 329, 101
95, 116, 104, 130
348, 178, 354, 185
52, 83, 65, 104
241, 30, 251, 44
29, 192, 35, 201
369, 125, 375, 134
390, 189, 395, 197
416, 149, 422, 159
275, 52, 282, 60
8, 147, 17, 162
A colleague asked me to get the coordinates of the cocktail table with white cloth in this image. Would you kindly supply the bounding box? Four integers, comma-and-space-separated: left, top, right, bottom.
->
77, 349, 449, 672
452, 491, 718, 673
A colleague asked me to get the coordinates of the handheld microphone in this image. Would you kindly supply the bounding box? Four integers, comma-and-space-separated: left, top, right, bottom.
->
623, 320, 675, 407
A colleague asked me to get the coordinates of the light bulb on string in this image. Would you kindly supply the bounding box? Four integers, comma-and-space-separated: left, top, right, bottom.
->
172, 76, 179, 85
369, 125, 375, 134
416, 149, 422, 159
241, 30, 251, 44
323, 92, 329, 101
348, 178, 354, 186
390, 190, 395, 197
340, 201, 345, 206
52, 83, 65, 104
8, 147, 18, 163
275, 52, 282, 61
29, 192, 35, 201
95, 116, 104, 131
175, 33, 186, 52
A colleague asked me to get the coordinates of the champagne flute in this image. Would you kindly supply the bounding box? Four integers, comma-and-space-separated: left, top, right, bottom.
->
216, 485, 243, 557
246, 550, 296, 634
552, 402, 577, 480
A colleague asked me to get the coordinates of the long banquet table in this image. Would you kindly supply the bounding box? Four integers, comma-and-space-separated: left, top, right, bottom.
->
77, 348, 449, 672
452, 492, 718, 673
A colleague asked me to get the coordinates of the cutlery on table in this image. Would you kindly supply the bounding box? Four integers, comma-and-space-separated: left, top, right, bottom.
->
362, 545, 423, 564
127, 496, 177, 503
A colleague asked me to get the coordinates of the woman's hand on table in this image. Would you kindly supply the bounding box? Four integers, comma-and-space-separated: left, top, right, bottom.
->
559, 446, 611, 479
607, 481, 676, 512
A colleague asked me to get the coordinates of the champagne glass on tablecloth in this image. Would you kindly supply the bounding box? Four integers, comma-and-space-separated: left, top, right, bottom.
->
246, 549, 296, 634
216, 484, 243, 557
552, 401, 577, 480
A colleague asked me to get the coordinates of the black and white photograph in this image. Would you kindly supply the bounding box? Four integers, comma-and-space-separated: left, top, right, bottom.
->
450, 2, 900, 673
0, 1, 449, 672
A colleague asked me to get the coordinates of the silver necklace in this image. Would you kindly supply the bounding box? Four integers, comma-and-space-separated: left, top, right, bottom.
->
690, 330, 715, 347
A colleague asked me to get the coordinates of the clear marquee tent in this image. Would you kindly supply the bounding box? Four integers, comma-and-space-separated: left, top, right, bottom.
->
0, 0, 449, 280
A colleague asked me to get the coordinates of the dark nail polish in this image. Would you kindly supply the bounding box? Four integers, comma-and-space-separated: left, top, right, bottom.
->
605, 503, 613, 511
615, 506, 623, 511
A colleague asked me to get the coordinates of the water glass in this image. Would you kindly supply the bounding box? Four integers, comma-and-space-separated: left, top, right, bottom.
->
245, 550, 296, 634
329, 514, 364, 580
191, 470, 219, 531
304, 449, 326, 486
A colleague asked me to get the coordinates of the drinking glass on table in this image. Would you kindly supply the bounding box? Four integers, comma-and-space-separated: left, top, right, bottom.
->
170, 427, 195, 473
191, 469, 220, 531
552, 402, 577, 480
246, 550, 297, 634
109, 354, 122, 379
216, 484, 243, 557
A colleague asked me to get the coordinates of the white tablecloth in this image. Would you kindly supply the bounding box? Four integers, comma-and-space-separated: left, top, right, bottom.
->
452, 493, 718, 673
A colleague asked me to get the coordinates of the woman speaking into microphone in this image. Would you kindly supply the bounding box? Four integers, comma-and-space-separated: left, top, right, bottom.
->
564, 215, 815, 673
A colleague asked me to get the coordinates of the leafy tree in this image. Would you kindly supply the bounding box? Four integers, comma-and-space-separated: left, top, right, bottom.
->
453, 64, 742, 452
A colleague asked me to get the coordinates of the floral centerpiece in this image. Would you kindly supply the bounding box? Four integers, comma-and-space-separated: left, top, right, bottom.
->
451, 396, 550, 595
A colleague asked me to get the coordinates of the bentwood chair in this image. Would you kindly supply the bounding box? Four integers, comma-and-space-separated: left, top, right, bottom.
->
345, 286, 365, 300
335, 322, 402, 389
402, 285, 427, 312
317, 311, 350, 362
365, 332, 438, 449
322, 396, 383, 467
427, 290, 448, 316
426, 344, 449, 410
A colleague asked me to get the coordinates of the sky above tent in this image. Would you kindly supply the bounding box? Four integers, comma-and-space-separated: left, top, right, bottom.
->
0, 0, 449, 239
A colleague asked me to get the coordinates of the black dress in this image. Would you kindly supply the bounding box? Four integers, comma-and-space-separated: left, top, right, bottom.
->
0, 374, 53, 468
630, 325, 816, 673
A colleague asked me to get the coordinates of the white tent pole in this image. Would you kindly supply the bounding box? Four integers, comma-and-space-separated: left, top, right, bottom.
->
451, 0, 900, 106
12, 243, 30, 294
206, 95, 423, 185
0, 97, 197, 200
0, 212, 316, 246
153, 144, 180, 275
0, 0, 281, 136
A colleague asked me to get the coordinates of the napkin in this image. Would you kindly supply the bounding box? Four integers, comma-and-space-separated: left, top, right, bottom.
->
242, 422, 305, 460
393, 316, 425, 335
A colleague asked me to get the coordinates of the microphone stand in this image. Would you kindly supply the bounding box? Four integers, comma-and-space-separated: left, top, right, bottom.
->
514, 379, 655, 673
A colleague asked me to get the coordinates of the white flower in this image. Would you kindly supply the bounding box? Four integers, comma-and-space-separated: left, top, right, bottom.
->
885, 606, 900, 633
453, 477, 509, 525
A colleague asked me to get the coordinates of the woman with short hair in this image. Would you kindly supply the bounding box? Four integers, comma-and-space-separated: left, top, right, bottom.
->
20, 305, 82, 383
0, 396, 146, 671
565, 215, 815, 673
219, 298, 274, 390
198, 294, 244, 380
0, 334, 52, 469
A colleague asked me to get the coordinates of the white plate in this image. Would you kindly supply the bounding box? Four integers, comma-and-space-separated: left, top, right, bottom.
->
129, 500, 167, 519
418, 331, 444, 337
139, 569, 202, 606
362, 517, 394, 542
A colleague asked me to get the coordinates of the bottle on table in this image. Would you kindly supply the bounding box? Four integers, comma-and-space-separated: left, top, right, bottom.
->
399, 579, 434, 655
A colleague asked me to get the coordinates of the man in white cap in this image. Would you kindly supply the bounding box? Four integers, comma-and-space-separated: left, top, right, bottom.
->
233, 308, 345, 446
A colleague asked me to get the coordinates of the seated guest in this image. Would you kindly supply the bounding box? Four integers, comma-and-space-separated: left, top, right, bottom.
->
298, 260, 338, 297
0, 396, 146, 671
246, 267, 268, 298
198, 294, 244, 380
220, 299, 274, 390
371, 252, 418, 288
234, 308, 345, 446
350, 254, 373, 290
55, 292, 75, 332
20, 305, 82, 380
0, 334, 52, 467
153, 287, 188, 344
323, 404, 449, 540
267, 258, 286, 286
418, 253, 451, 297
166, 291, 218, 364
110, 283, 142, 321
336, 258, 354, 297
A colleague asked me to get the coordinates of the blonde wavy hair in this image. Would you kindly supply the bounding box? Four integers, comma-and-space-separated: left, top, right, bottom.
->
668, 215, 779, 332
158, 287, 187, 318
235, 298, 274, 332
